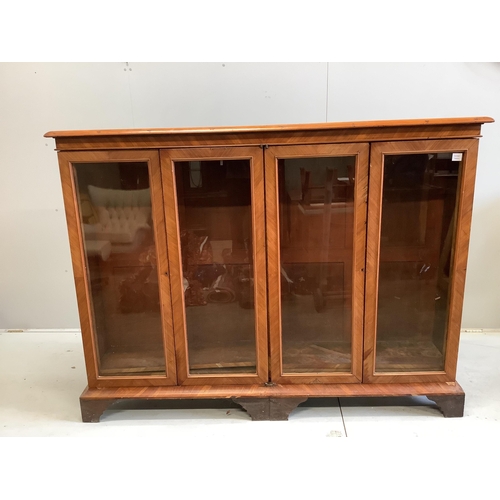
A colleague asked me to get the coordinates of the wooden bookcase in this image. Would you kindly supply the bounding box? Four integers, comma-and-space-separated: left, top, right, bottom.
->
45, 117, 493, 421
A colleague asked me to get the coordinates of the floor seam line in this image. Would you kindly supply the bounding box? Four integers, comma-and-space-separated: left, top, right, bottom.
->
339, 397, 348, 437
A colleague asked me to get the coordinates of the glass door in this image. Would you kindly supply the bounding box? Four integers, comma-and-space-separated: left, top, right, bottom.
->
161, 147, 268, 385
58, 150, 177, 386
265, 144, 369, 384
364, 139, 479, 383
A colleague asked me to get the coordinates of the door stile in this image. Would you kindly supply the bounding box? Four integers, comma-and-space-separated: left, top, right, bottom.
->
364, 139, 479, 383
265, 143, 369, 384
58, 150, 177, 387
160, 147, 269, 385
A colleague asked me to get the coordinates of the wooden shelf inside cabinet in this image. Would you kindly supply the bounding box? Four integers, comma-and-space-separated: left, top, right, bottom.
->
47, 117, 493, 421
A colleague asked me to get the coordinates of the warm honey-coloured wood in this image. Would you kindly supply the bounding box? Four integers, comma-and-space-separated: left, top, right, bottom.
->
160, 147, 268, 385
45, 116, 494, 138
265, 143, 368, 384
47, 124, 486, 152
80, 381, 464, 421
80, 391, 464, 421
46, 118, 492, 152
444, 140, 479, 379
364, 139, 480, 383
58, 154, 99, 387
80, 380, 464, 399
58, 150, 178, 387
49, 117, 491, 421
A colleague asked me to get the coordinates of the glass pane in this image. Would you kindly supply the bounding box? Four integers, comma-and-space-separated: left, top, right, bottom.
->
73, 162, 166, 376
279, 157, 355, 373
174, 159, 257, 375
376, 153, 461, 372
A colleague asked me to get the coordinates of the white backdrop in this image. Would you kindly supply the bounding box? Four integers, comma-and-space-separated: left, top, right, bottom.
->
0, 62, 498, 328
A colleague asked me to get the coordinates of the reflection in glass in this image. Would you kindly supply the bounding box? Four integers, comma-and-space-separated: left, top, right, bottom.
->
74, 162, 166, 376
375, 153, 461, 372
278, 157, 355, 373
174, 160, 257, 375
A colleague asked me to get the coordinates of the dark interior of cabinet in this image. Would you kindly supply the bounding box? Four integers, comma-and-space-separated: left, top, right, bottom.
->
74, 162, 166, 376
70, 148, 463, 379
174, 160, 258, 375
375, 153, 460, 372
277, 156, 355, 374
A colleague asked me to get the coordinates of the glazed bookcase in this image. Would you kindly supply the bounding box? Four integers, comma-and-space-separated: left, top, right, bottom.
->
45, 117, 493, 421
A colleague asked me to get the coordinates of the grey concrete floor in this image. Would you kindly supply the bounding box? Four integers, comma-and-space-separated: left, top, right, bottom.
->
0, 331, 499, 437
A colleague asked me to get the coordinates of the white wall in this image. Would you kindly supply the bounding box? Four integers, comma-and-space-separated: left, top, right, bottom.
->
0, 62, 498, 328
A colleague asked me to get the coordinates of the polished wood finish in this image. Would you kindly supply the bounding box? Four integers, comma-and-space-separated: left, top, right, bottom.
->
46, 118, 493, 152
47, 125, 485, 152
160, 147, 268, 385
58, 153, 99, 387
49, 117, 491, 420
58, 150, 177, 387
364, 139, 480, 383
45, 116, 494, 138
80, 380, 465, 399
79, 381, 465, 421
265, 144, 368, 384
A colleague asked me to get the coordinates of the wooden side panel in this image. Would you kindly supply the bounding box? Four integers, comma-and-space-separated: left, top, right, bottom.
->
58, 153, 99, 387
160, 147, 268, 385
444, 139, 479, 379
57, 150, 177, 387
265, 143, 369, 384
364, 139, 479, 383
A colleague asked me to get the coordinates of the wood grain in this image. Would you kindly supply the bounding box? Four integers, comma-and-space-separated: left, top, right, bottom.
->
80, 380, 465, 400
58, 152, 99, 388
160, 147, 268, 385
265, 143, 368, 384
444, 139, 479, 380
364, 139, 480, 383
52, 119, 489, 406
46, 117, 493, 152
49, 125, 486, 151
148, 151, 178, 384
57, 150, 177, 387
45, 116, 494, 138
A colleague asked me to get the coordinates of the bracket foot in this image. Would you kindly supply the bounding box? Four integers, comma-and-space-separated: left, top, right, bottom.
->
232, 396, 308, 421
427, 394, 465, 418
80, 398, 119, 422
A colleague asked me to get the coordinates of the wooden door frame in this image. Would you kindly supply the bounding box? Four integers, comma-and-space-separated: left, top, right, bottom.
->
58, 150, 177, 387
160, 147, 268, 385
265, 143, 369, 384
364, 138, 479, 383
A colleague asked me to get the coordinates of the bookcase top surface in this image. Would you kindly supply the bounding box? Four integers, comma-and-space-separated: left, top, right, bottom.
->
45, 116, 494, 138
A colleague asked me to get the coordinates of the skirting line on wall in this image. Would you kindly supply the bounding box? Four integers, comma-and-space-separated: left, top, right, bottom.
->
1, 328, 500, 334
1, 329, 81, 333
461, 328, 500, 333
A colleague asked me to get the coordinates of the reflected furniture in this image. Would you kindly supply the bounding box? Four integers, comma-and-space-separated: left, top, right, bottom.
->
46, 117, 493, 421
